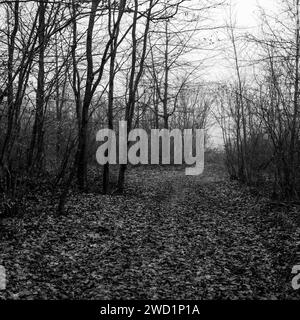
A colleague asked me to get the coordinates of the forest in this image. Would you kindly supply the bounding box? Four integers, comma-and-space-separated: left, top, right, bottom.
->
0, 0, 300, 300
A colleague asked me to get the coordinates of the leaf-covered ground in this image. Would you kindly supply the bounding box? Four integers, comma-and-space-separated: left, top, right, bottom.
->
0, 164, 300, 299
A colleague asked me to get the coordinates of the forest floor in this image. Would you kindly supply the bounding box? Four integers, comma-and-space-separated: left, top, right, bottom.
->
0, 163, 300, 299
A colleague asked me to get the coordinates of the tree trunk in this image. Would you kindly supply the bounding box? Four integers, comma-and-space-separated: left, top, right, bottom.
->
103, 1, 121, 194
76, 0, 100, 190
117, 0, 153, 192
1, 2, 19, 165
28, 0, 46, 170
163, 19, 169, 129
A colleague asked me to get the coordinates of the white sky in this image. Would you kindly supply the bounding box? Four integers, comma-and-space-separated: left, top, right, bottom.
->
235, 0, 276, 26
235, 0, 261, 28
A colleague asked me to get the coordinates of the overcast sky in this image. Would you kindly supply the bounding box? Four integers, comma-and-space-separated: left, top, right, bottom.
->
236, 0, 277, 26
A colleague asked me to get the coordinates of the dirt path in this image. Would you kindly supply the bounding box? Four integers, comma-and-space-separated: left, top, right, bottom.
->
0, 165, 299, 299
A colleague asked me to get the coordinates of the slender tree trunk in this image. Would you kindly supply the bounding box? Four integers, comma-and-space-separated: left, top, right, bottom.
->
229, 21, 247, 182
289, 0, 300, 199
28, 0, 46, 170
153, 87, 159, 129
1, 2, 19, 165
163, 19, 169, 129
77, 0, 100, 190
103, 1, 121, 194
117, 0, 153, 192
71, 0, 82, 132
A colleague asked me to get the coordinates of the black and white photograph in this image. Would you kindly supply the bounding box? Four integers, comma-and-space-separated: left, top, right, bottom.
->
0, 0, 299, 310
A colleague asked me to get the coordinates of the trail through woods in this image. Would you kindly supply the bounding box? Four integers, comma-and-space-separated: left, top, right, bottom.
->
0, 164, 299, 299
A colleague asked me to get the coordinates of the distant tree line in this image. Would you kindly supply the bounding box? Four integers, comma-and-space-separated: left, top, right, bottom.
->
215, 0, 300, 201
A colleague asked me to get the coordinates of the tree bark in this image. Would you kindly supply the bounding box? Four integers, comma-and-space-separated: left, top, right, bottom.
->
76, 0, 100, 190
28, 0, 46, 170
